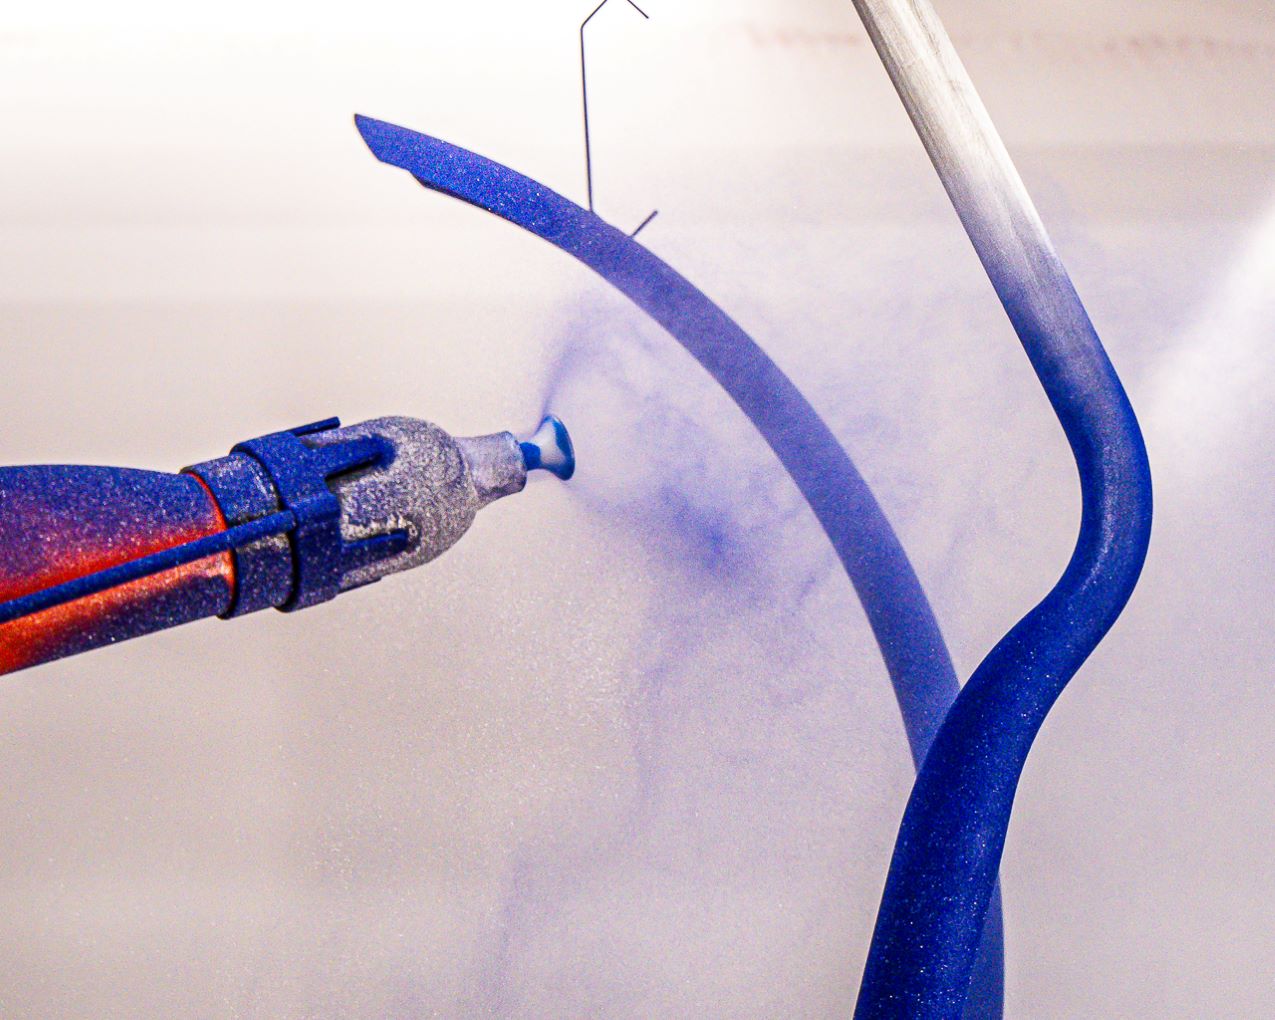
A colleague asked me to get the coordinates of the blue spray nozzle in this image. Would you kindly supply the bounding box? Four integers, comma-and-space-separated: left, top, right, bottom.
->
519, 415, 575, 481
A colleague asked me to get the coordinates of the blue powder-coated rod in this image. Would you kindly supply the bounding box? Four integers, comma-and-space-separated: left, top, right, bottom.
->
0, 510, 296, 625
848, 1, 1155, 1016
356, 114, 1003, 1019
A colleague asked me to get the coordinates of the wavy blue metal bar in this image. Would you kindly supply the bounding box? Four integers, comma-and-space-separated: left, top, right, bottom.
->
355, 114, 1004, 1017
848, 1, 1155, 1015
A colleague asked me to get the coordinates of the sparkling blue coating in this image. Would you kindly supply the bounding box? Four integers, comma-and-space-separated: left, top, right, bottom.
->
843, 0, 1155, 1012
854, 307, 1153, 1016
231, 419, 407, 610
0, 465, 235, 671
184, 452, 294, 616
0, 510, 293, 626
0, 417, 415, 670
355, 113, 1004, 1017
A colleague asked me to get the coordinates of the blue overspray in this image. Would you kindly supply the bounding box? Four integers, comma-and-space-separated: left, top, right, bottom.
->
355, 114, 1005, 1015
479, 309, 897, 1014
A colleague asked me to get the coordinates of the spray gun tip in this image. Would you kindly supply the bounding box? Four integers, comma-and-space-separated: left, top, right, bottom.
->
520, 415, 575, 481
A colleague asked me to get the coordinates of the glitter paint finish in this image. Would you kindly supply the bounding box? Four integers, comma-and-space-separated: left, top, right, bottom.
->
306, 416, 527, 592
0, 417, 549, 675
355, 114, 1004, 1018
849, 1, 1155, 1015
0, 466, 233, 674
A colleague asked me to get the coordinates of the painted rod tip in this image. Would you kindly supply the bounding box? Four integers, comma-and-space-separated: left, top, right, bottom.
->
519, 416, 575, 481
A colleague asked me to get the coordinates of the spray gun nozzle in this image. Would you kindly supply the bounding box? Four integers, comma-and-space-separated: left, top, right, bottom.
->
520, 415, 575, 481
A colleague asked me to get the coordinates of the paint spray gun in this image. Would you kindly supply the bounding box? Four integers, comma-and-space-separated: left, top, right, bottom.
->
0, 414, 574, 675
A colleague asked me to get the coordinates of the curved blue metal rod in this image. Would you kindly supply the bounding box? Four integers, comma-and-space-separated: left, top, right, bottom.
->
355, 114, 1003, 1018
848, 1, 1155, 1015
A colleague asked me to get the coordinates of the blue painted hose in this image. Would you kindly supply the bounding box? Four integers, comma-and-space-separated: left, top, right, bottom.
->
356, 114, 1004, 1017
